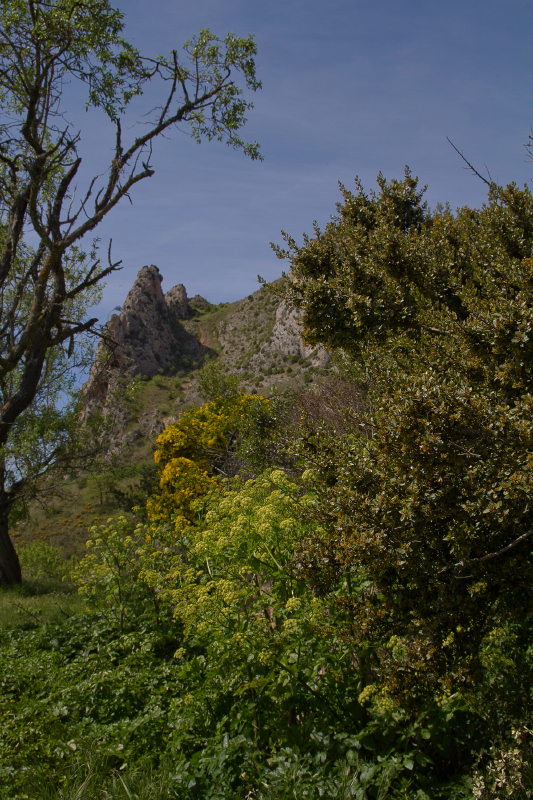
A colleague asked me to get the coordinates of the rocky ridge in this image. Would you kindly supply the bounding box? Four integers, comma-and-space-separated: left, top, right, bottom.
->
15, 268, 332, 556
83, 264, 329, 413
82, 265, 209, 410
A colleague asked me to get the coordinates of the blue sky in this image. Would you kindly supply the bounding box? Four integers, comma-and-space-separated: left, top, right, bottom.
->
68, 0, 533, 318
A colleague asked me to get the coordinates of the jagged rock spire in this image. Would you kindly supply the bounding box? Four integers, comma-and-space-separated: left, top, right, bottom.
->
82, 265, 202, 410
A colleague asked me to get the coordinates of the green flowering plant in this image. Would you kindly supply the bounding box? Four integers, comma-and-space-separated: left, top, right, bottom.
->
165, 469, 365, 745
72, 516, 180, 630
65, 472, 482, 797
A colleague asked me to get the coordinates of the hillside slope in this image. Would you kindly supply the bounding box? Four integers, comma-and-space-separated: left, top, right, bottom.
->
83, 264, 330, 440
10, 266, 331, 556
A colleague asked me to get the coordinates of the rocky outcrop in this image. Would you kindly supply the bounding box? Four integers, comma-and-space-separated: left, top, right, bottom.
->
82, 266, 330, 418
82, 265, 204, 412
109, 265, 181, 375
268, 301, 330, 367
165, 283, 189, 317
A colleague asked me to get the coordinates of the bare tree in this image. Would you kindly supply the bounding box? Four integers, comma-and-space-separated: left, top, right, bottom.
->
0, 0, 262, 584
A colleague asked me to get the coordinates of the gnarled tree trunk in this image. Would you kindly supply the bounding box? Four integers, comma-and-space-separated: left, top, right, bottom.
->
0, 499, 21, 585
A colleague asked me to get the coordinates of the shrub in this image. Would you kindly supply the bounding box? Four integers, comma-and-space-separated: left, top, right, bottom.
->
17, 542, 69, 582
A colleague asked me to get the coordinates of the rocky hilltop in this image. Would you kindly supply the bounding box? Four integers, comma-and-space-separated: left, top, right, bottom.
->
82, 264, 330, 416
82, 265, 209, 410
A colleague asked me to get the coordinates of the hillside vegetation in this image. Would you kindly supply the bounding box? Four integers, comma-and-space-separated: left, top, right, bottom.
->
11, 283, 329, 556
2, 172, 533, 799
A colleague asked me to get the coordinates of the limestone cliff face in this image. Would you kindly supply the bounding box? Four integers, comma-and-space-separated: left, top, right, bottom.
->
109, 265, 180, 375
164, 283, 189, 318
82, 265, 202, 411
268, 300, 330, 367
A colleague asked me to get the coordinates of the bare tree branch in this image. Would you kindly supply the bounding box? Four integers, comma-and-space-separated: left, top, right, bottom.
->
439, 529, 533, 575
446, 137, 492, 187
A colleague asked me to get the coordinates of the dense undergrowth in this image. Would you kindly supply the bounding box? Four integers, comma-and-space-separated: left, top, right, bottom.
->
2, 462, 533, 798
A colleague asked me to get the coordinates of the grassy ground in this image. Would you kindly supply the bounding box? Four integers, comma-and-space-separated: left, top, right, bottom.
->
7, 757, 180, 800
10, 484, 127, 559
0, 577, 84, 629
0, 542, 84, 628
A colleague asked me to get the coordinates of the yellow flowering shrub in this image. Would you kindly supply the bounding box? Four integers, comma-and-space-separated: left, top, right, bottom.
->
146, 457, 216, 528
154, 394, 260, 470
148, 394, 264, 525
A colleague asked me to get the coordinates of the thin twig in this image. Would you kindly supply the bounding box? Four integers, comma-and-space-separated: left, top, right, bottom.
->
10, 601, 42, 623
446, 137, 492, 187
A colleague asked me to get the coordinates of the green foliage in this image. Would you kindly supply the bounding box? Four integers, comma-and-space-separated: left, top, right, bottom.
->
275, 170, 533, 698
72, 516, 177, 631
0, 615, 185, 798
22, 753, 179, 800
166, 28, 262, 159
170, 470, 336, 731
2, 271, 104, 521
236, 391, 295, 473
107, 462, 160, 514
5, 170, 533, 797
164, 472, 481, 795
196, 359, 242, 402
0, 0, 144, 119
0, 1, 262, 141
0, 542, 82, 628
470, 726, 533, 800
0, 470, 485, 798
17, 541, 70, 582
